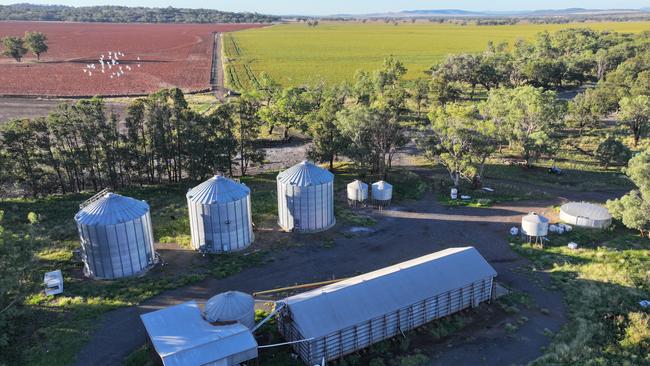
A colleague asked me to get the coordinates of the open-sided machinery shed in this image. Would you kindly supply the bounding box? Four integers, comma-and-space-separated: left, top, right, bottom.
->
277, 247, 497, 364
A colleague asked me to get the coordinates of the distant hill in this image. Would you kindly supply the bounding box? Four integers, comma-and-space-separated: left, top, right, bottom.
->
0, 3, 280, 23
330, 7, 650, 18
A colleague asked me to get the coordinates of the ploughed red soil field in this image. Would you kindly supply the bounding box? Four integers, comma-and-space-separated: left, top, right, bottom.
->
0, 21, 264, 97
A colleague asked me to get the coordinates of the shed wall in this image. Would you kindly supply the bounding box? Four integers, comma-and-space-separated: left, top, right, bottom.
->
78, 212, 155, 279
279, 277, 494, 364
187, 195, 253, 253
277, 181, 335, 232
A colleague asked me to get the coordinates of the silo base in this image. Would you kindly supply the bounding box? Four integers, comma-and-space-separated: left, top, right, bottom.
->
278, 218, 336, 233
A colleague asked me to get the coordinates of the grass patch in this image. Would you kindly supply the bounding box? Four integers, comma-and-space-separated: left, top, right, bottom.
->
509, 224, 650, 365
436, 181, 548, 207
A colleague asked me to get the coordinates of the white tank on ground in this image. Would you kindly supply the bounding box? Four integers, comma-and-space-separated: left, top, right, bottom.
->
347, 180, 368, 206
276, 161, 335, 232
560, 202, 612, 229
186, 175, 254, 253
204, 291, 255, 329
75, 192, 156, 280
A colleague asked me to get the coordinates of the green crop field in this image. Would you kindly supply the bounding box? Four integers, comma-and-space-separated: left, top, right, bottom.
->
225, 21, 650, 89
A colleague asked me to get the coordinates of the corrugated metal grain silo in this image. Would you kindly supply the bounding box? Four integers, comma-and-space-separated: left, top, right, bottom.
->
186, 175, 254, 253
277, 161, 335, 232
204, 291, 256, 329
75, 192, 156, 280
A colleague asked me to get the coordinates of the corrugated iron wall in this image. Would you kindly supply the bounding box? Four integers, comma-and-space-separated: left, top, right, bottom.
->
277, 180, 335, 232
187, 195, 253, 253
278, 276, 494, 364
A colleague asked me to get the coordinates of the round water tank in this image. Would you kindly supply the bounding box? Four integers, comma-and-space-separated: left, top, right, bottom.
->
187, 175, 254, 253
560, 202, 612, 229
277, 161, 335, 232
75, 192, 156, 280
372, 180, 393, 202
204, 291, 255, 329
521, 212, 549, 237
347, 180, 368, 202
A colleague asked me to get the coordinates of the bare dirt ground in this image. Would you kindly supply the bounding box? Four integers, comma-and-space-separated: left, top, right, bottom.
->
0, 97, 127, 124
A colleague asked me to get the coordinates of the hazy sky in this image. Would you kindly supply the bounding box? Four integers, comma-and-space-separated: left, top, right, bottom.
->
1, 0, 648, 15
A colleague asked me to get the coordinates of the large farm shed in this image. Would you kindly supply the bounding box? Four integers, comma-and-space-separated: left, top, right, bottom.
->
277, 247, 497, 364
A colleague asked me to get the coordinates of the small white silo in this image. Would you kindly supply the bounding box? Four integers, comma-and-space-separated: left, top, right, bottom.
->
347, 180, 368, 207
75, 192, 156, 280
186, 175, 253, 253
371, 180, 393, 208
204, 291, 255, 329
277, 161, 335, 232
521, 212, 549, 244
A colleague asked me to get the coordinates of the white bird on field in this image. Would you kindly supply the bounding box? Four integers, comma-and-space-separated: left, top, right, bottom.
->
88, 71, 92, 76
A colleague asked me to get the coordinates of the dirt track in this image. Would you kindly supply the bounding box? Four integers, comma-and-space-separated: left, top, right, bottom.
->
0, 97, 127, 124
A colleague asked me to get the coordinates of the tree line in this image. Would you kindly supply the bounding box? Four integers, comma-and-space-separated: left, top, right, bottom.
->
0, 4, 279, 23
1, 31, 48, 62
0, 89, 272, 196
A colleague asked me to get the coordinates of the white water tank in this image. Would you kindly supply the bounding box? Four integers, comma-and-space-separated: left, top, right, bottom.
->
347, 180, 368, 203
560, 202, 612, 229
277, 161, 335, 232
186, 175, 254, 253
521, 212, 549, 237
204, 291, 255, 329
75, 192, 156, 280
372, 180, 393, 203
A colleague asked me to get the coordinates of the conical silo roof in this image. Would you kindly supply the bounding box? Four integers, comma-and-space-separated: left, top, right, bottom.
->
187, 175, 250, 204
75, 192, 149, 226
205, 291, 255, 328
348, 180, 368, 189
522, 212, 549, 224
277, 160, 334, 186
372, 180, 392, 189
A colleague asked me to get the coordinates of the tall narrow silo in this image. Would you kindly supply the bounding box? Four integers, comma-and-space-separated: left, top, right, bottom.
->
75, 192, 156, 280
277, 161, 335, 232
186, 175, 254, 253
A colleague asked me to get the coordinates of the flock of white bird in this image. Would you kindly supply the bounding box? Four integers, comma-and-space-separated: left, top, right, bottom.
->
82, 51, 142, 79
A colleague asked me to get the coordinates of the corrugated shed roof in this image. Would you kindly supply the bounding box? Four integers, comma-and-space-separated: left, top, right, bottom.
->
522, 213, 549, 224
140, 301, 258, 366
284, 247, 496, 339
187, 175, 250, 204
75, 192, 149, 226
277, 161, 334, 186
561, 202, 612, 220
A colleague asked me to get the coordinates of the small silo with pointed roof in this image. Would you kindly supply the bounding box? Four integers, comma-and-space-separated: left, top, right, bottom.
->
186, 175, 254, 253
277, 161, 335, 232
75, 192, 156, 280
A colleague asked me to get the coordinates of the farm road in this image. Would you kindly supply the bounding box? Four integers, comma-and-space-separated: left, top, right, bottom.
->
70, 184, 625, 366
0, 97, 127, 124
